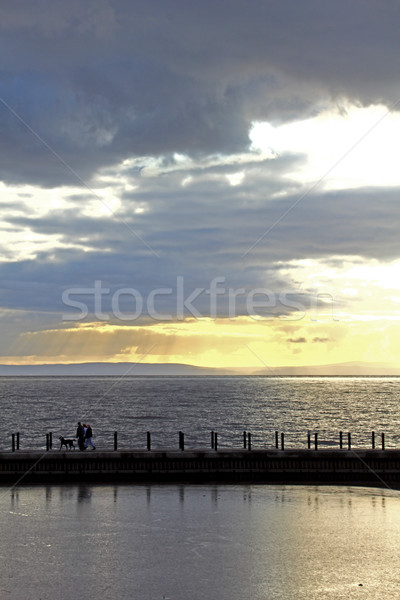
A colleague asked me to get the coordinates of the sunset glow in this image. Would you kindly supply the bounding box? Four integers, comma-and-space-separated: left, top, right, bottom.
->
1, 2, 400, 374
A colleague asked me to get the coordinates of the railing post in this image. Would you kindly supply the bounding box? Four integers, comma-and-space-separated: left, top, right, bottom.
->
147, 431, 151, 451
46, 433, 49, 451
49, 432, 52, 450
281, 432, 284, 451
307, 431, 311, 449
16, 432, 20, 450
179, 431, 184, 451
243, 430, 247, 449
347, 432, 351, 450
275, 430, 279, 449
372, 431, 375, 449
339, 431, 343, 449
314, 432, 318, 451
247, 432, 252, 451
381, 432, 385, 450
12, 433, 15, 452
214, 432, 218, 451
114, 431, 118, 451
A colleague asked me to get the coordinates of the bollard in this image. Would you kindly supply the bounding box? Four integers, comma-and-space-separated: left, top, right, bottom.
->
243, 430, 247, 449
114, 431, 118, 451
211, 430, 215, 449
147, 431, 151, 451
275, 430, 279, 449
381, 432, 385, 451
281, 432, 284, 451
247, 432, 252, 451
314, 432, 318, 451
372, 431, 375, 449
348, 432, 351, 450
214, 432, 218, 451
339, 431, 343, 449
12, 433, 15, 452
16, 432, 20, 450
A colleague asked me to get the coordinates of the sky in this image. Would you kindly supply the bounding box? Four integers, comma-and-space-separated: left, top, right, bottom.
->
1, 0, 400, 371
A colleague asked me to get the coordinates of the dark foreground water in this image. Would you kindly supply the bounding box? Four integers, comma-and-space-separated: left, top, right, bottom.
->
0, 376, 399, 451
1, 484, 399, 600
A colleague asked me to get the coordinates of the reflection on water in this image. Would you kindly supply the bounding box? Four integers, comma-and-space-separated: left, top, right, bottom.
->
77, 485, 93, 502
1, 484, 399, 599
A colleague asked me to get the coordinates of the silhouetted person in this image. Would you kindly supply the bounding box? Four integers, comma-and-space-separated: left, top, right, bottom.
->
76, 421, 85, 451
85, 424, 96, 450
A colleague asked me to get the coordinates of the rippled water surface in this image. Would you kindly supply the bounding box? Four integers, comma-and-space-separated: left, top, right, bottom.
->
1, 376, 399, 451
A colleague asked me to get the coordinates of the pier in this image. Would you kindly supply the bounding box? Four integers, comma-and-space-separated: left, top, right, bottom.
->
1, 448, 400, 488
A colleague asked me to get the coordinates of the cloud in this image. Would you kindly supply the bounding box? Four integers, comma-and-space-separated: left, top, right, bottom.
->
1, 1, 400, 367
1, 1, 400, 186
1, 159, 400, 320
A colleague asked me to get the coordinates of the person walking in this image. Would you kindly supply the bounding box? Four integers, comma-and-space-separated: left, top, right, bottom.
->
85, 424, 96, 450
76, 421, 85, 451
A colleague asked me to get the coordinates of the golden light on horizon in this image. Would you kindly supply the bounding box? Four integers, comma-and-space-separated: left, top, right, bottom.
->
4, 315, 400, 373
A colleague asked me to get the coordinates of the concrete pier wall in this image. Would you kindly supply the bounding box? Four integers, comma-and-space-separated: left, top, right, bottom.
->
1, 449, 400, 488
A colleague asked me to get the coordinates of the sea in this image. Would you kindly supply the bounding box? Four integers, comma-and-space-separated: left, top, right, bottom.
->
1, 375, 400, 451
1, 376, 400, 599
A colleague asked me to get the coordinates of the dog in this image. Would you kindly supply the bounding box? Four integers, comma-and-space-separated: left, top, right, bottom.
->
59, 436, 76, 450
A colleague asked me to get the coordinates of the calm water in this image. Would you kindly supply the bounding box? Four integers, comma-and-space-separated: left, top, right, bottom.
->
0, 376, 399, 451
1, 484, 399, 600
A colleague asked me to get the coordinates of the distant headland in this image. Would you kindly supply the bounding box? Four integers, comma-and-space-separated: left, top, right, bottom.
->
0, 361, 399, 376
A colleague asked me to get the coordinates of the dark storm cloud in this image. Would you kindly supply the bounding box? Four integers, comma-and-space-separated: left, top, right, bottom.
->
0, 0, 400, 185
2, 161, 400, 317
1, 0, 400, 336
9, 163, 400, 268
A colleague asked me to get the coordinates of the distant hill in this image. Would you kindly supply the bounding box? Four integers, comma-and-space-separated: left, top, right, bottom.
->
0, 362, 235, 376
0, 361, 398, 376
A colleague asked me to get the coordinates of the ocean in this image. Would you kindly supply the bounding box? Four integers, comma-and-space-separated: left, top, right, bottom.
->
1, 376, 400, 599
1, 375, 399, 451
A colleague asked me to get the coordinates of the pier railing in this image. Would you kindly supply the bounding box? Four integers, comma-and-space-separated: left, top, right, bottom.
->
6, 429, 393, 453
